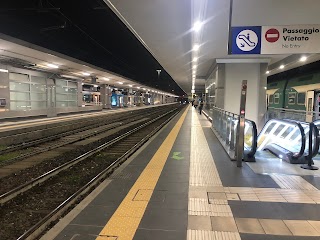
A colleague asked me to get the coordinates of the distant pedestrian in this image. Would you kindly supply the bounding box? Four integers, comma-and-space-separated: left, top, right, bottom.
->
199, 100, 204, 114
193, 98, 199, 108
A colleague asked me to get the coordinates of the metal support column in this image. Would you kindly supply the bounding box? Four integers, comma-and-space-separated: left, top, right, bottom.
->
236, 80, 247, 167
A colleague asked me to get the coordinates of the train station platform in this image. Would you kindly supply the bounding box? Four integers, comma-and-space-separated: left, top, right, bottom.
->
42, 105, 320, 240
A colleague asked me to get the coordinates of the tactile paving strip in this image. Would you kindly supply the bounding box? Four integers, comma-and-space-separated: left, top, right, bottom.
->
189, 111, 222, 187
187, 108, 237, 239
188, 198, 232, 216
270, 174, 318, 190
187, 230, 241, 240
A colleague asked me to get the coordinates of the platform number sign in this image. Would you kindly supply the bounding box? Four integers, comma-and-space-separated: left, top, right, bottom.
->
231, 26, 261, 54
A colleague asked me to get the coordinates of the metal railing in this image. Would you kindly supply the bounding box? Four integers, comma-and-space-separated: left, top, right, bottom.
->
267, 107, 320, 123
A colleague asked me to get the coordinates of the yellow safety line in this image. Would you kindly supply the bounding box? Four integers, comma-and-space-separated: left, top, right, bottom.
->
96, 106, 189, 240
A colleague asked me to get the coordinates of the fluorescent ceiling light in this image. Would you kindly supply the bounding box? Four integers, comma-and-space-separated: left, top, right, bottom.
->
128, 84, 133, 87
118, 82, 123, 84
82, 72, 90, 76
61, 74, 82, 80
193, 44, 200, 51
47, 63, 59, 68
0, 69, 8, 72
103, 77, 110, 81
266, 71, 270, 74
279, 65, 284, 69
300, 56, 307, 62
193, 21, 203, 32
137, 87, 140, 89
193, 57, 198, 62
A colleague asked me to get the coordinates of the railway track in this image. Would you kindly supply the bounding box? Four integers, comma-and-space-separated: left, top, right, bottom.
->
0, 106, 170, 174
0, 107, 167, 157
0, 105, 184, 240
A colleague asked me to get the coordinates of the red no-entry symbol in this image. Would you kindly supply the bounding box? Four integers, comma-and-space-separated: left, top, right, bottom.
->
265, 28, 280, 43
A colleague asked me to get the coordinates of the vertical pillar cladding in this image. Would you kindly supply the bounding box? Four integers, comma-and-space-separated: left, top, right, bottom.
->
258, 63, 268, 132
123, 89, 128, 107
0, 68, 9, 110
215, 63, 225, 108
222, 60, 268, 130
100, 84, 112, 109
46, 78, 57, 117
77, 80, 82, 107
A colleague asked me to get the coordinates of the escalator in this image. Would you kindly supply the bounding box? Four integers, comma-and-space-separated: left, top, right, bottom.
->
209, 107, 318, 164
256, 119, 319, 164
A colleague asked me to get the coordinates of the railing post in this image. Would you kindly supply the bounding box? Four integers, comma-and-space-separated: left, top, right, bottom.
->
226, 114, 230, 145
301, 122, 319, 170
236, 80, 247, 167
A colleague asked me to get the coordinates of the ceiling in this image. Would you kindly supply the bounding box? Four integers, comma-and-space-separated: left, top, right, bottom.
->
0, 0, 320, 97
107, 0, 320, 95
0, 36, 174, 95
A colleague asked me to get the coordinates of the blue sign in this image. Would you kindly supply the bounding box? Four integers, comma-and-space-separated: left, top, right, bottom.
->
231, 26, 261, 54
111, 94, 117, 106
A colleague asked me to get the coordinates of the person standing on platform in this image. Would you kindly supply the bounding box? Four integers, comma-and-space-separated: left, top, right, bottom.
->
193, 98, 199, 108
199, 100, 204, 114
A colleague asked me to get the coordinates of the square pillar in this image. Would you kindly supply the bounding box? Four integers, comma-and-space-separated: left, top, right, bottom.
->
216, 59, 269, 130
100, 84, 111, 109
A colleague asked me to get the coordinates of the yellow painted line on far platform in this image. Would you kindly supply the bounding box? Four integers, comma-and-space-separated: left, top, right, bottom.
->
96, 106, 189, 240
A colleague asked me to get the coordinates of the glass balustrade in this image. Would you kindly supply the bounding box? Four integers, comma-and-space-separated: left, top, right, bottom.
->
210, 107, 257, 161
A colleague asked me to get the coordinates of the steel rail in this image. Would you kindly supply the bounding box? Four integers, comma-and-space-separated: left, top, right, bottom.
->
0, 109, 176, 205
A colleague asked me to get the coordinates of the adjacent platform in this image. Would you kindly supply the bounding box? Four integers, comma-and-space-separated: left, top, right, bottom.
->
42, 106, 320, 240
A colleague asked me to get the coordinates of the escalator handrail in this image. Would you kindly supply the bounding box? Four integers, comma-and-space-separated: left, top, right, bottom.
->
294, 123, 306, 158
291, 120, 320, 157
258, 118, 306, 158
245, 119, 257, 157
313, 119, 320, 128
310, 122, 320, 157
